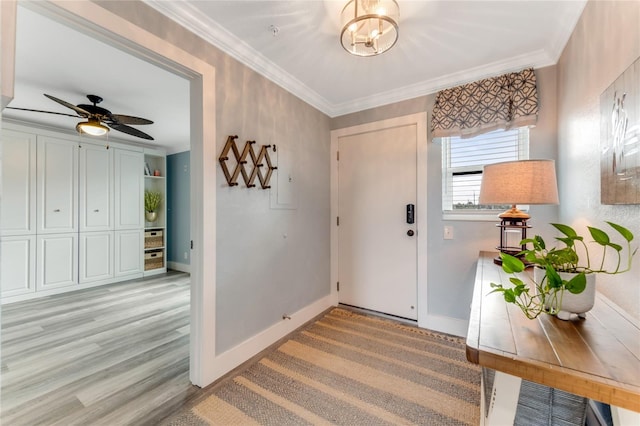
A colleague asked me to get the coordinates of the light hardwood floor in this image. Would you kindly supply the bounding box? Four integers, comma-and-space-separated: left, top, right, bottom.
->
1, 271, 197, 425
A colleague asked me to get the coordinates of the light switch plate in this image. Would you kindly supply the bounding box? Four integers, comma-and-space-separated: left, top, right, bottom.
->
444, 225, 454, 240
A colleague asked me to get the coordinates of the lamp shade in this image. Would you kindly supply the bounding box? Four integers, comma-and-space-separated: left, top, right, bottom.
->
479, 159, 559, 206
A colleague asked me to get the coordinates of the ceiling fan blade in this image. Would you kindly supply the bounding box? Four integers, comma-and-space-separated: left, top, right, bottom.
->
108, 122, 154, 140
109, 114, 154, 125
44, 94, 91, 117
5, 106, 79, 118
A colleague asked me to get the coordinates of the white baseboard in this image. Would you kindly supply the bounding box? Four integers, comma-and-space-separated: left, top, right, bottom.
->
210, 294, 334, 382
167, 261, 191, 273
421, 314, 469, 338
1, 272, 143, 305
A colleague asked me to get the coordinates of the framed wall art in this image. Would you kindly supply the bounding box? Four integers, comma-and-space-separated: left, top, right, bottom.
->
600, 56, 640, 204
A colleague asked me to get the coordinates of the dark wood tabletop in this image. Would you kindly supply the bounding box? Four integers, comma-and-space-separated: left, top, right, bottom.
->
466, 251, 640, 412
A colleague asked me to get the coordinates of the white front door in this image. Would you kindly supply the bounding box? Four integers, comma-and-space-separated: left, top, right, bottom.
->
337, 123, 418, 320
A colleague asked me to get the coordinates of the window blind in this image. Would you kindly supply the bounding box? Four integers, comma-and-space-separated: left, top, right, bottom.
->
442, 127, 528, 211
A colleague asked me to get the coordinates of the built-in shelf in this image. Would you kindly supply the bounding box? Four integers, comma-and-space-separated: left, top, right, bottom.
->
143, 149, 166, 276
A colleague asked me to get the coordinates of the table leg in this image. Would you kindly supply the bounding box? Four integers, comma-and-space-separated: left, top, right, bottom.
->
611, 406, 640, 426
482, 369, 522, 426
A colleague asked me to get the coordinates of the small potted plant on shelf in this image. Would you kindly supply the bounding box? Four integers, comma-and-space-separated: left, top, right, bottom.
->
144, 190, 162, 223
490, 221, 636, 320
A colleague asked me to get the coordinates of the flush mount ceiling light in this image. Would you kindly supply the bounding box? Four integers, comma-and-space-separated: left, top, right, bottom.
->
76, 117, 110, 136
340, 0, 399, 57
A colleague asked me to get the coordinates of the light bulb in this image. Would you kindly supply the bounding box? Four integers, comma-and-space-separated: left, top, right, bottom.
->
76, 119, 109, 136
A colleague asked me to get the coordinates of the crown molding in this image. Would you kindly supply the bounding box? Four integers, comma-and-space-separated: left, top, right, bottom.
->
330, 48, 555, 117
143, 0, 334, 116
547, 0, 587, 63
143, 1, 574, 118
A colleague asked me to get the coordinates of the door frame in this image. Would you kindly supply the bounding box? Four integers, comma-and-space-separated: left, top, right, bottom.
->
330, 112, 428, 326
7, 1, 217, 387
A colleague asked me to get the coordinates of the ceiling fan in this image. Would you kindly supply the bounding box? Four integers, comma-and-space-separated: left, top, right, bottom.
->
6, 94, 154, 140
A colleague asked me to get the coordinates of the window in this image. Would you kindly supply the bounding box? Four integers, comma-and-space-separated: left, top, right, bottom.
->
441, 127, 529, 215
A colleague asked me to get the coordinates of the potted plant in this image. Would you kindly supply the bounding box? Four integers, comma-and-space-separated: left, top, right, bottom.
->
490, 221, 636, 320
144, 189, 162, 223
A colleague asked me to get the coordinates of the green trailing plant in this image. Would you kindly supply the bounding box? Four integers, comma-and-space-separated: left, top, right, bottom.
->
144, 190, 162, 213
490, 221, 637, 319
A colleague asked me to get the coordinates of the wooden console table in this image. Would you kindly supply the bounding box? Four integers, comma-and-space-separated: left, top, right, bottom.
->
466, 251, 640, 425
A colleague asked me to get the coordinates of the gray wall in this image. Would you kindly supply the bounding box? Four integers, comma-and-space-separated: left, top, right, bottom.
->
214, 69, 330, 352
556, 0, 640, 319
97, 1, 332, 353
331, 66, 560, 321
167, 151, 190, 266
98, 0, 640, 331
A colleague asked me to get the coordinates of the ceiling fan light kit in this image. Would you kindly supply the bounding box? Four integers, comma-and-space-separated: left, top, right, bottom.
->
7, 94, 155, 140
76, 118, 109, 136
340, 0, 399, 57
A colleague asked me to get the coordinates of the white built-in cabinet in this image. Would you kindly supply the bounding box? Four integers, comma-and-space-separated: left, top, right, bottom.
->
1, 129, 37, 297
0, 235, 35, 297
35, 136, 79, 291
80, 143, 113, 232
115, 149, 144, 230
115, 229, 144, 277
1, 130, 36, 236
78, 144, 115, 285
113, 148, 145, 280
80, 231, 114, 283
37, 136, 78, 234
0, 123, 164, 303
37, 233, 78, 290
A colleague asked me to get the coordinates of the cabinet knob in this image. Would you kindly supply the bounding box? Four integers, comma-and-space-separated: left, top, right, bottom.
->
94, 209, 99, 212
53, 209, 61, 212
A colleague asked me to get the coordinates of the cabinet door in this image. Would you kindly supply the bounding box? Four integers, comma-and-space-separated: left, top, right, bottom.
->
0, 235, 36, 297
37, 136, 78, 234
115, 229, 143, 277
79, 231, 114, 283
37, 233, 78, 290
115, 149, 143, 229
1, 130, 36, 236
80, 144, 113, 232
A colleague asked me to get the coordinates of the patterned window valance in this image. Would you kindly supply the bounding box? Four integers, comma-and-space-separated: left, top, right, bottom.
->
431, 68, 539, 138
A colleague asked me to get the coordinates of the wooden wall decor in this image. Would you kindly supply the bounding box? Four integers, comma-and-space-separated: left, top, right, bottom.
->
219, 135, 277, 189
256, 144, 276, 189
219, 135, 241, 186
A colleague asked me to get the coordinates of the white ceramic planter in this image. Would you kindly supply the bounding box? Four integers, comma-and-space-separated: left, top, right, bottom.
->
534, 268, 596, 320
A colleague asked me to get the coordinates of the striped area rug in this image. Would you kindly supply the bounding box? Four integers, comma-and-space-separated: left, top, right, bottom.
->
165, 307, 480, 425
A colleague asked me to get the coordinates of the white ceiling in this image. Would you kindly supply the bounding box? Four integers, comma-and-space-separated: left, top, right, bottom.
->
5, 4, 191, 153
4, 1, 586, 152
146, 0, 587, 116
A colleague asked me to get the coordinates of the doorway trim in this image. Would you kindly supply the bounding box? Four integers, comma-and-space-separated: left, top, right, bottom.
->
14, 1, 217, 387
330, 112, 428, 327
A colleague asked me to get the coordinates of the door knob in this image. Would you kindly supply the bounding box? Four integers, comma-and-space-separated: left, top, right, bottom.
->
407, 230, 415, 237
